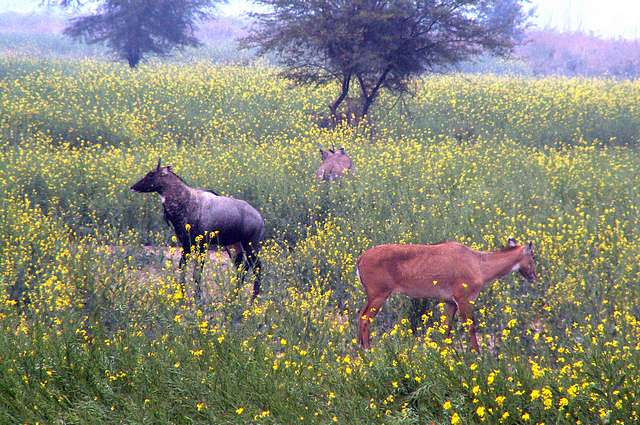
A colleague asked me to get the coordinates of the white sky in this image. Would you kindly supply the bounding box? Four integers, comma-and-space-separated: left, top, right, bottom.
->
1, 0, 639, 39
533, 0, 640, 38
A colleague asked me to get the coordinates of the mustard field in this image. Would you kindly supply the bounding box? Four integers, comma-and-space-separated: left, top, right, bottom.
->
1, 58, 639, 424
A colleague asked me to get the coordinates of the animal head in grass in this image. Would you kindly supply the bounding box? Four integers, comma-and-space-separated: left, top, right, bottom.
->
507, 237, 537, 282
130, 158, 178, 193
316, 145, 353, 181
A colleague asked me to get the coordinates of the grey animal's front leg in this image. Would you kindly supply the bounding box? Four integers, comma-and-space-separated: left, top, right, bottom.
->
178, 241, 205, 306
176, 228, 192, 299
172, 223, 191, 299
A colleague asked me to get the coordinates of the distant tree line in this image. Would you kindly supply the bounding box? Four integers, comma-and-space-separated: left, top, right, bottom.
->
243, 0, 529, 121
8, 7, 640, 81
49, 0, 222, 68
47, 0, 529, 121
38, 2, 640, 119
517, 31, 640, 79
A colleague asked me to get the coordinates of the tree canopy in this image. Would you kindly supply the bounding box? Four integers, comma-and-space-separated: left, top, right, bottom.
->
58, 0, 221, 68
244, 0, 530, 121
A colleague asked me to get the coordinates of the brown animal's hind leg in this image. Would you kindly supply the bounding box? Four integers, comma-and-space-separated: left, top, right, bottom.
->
358, 294, 389, 350
444, 300, 458, 337
409, 298, 429, 332
456, 299, 479, 352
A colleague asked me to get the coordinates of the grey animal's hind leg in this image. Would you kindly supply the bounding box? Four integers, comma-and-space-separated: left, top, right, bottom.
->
231, 246, 250, 298
246, 248, 262, 302
232, 240, 262, 302
233, 250, 246, 274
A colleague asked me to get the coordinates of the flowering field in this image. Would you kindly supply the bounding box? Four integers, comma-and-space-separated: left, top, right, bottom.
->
1, 58, 640, 424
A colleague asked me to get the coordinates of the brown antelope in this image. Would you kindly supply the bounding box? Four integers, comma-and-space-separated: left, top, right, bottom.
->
316, 146, 353, 181
356, 238, 536, 351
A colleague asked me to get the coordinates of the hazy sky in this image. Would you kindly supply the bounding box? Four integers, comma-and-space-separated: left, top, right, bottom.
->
533, 0, 640, 38
1, 0, 639, 39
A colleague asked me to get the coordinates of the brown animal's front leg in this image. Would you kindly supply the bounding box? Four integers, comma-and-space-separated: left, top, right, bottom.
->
444, 300, 458, 338
358, 294, 389, 349
456, 299, 479, 352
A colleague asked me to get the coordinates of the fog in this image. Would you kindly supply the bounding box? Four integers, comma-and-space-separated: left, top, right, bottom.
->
0, 0, 256, 18
535, 0, 640, 39
1, 0, 639, 39
1, 0, 640, 77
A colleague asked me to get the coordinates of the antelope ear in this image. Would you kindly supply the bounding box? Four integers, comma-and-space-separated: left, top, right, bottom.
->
508, 237, 517, 248
161, 166, 172, 175
524, 241, 534, 254
339, 147, 346, 154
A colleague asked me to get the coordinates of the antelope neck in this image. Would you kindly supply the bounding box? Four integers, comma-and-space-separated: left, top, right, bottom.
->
157, 175, 190, 199
478, 247, 523, 283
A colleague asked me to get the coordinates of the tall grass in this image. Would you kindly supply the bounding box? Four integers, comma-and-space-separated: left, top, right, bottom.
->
1, 59, 639, 423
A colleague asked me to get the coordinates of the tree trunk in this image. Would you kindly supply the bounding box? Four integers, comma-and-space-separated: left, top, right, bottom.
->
361, 95, 375, 118
127, 48, 141, 68
356, 67, 392, 119
329, 73, 352, 120
127, 54, 140, 68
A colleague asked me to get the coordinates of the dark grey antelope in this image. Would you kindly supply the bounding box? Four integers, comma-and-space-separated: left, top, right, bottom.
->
131, 159, 264, 301
316, 146, 353, 181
